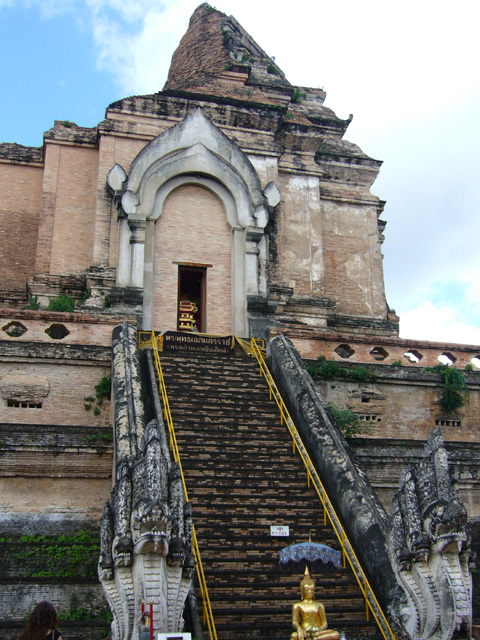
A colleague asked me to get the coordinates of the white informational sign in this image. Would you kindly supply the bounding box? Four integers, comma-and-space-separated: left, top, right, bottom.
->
270, 525, 290, 537
157, 634, 191, 640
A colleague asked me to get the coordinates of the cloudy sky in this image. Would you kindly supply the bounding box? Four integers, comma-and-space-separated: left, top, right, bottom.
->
1, 0, 479, 347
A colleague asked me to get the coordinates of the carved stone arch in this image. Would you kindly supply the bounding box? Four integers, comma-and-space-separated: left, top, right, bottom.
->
109, 108, 275, 336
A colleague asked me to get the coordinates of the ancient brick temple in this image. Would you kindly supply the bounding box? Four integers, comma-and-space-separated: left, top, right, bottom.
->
0, 4, 479, 639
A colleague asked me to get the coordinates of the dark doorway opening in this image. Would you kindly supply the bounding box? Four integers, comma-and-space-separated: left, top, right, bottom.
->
177, 266, 206, 332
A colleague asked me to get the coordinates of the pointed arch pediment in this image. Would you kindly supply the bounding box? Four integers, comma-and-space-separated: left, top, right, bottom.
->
109, 107, 278, 336
122, 108, 266, 229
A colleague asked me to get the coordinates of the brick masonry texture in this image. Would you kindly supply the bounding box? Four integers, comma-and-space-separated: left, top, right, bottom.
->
153, 184, 232, 333
0, 163, 43, 291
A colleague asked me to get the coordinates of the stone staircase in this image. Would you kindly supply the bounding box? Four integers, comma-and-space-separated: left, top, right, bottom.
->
157, 344, 382, 640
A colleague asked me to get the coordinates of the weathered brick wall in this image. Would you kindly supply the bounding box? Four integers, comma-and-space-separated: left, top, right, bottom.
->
272, 173, 387, 320
349, 438, 480, 517
309, 361, 480, 443
289, 331, 480, 367
0, 309, 122, 345
0, 359, 111, 426
0, 520, 109, 640
274, 173, 324, 296
153, 184, 232, 333
49, 144, 99, 275
164, 5, 229, 91
321, 200, 386, 318
0, 476, 111, 521
0, 162, 43, 291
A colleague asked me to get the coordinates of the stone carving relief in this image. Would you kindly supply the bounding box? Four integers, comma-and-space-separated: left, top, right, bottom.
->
99, 323, 193, 640
387, 428, 472, 640
106, 108, 280, 336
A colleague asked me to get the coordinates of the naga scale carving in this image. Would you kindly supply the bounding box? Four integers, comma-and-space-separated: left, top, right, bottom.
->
388, 428, 472, 640
98, 323, 194, 640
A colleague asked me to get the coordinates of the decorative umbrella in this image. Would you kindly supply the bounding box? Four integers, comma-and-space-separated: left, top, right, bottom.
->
279, 542, 342, 574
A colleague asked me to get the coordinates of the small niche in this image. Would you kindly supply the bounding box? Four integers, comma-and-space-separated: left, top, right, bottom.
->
7, 399, 42, 409
2, 321, 27, 337
45, 323, 70, 340
334, 344, 355, 359
370, 346, 389, 361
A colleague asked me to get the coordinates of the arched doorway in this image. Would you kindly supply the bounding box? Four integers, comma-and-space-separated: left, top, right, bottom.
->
152, 184, 231, 334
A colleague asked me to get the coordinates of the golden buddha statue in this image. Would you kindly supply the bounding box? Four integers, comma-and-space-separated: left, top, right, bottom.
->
291, 567, 340, 640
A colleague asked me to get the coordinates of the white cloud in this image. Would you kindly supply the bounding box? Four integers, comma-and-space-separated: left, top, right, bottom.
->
86, 0, 199, 93
399, 301, 480, 346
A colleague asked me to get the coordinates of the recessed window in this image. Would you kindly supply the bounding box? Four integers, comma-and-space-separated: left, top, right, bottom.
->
177, 265, 207, 333
358, 414, 382, 423
2, 321, 28, 337
334, 344, 355, 359
435, 418, 461, 427
7, 399, 42, 409
370, 346, 389, 361
45, 323, 70, 340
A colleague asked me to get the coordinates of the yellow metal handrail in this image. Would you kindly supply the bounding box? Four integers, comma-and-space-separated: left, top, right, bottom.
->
249, 337, 396, 640
147, 332, 218, 640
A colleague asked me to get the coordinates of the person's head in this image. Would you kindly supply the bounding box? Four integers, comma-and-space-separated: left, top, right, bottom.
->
19, 601, 58, 640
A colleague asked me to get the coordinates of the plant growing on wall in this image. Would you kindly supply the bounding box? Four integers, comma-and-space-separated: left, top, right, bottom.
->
291, 89, 306, 103
426, 364, 469, 413
326, 402, 372, 438
84, 375, 111, 414
25, 296, 39, 310
47, 294, 75, 312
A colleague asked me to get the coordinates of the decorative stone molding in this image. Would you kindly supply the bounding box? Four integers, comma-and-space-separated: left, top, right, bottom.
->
107, 108, 280, 336
99, 324, 193, 639
0, 373, 49, 402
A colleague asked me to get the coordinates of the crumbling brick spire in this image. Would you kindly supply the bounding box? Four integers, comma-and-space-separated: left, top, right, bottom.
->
163, 3, 290, 93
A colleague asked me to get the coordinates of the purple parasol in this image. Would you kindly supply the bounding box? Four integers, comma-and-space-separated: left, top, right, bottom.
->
279, 542, 342, 574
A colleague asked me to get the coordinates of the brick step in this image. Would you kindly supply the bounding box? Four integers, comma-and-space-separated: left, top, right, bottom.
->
169, 402, 279, 417
172, 418, 285, 431
173, 415, 284, 427
188, 498, 328, 515
163, 375, 270, 389
209, 619, 379, 640
178, 454, 300, 468
208, 601, 367, 617
207, 613, 378, 632
176, 448, 300, 463
193, 525, 335, 541
156, 349, 382, 640
187, 547, 344, 566
194, 535, 336, 551
186, 484, 323, 498
181, 467, 310, 482
175, 432, 292, 447
180, 462, 308, 478
196, 569, 355, 582
159, 353, 255, 367
172, 420, 282, 436
162, 369, 265, 383
199, 581, 360, 599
